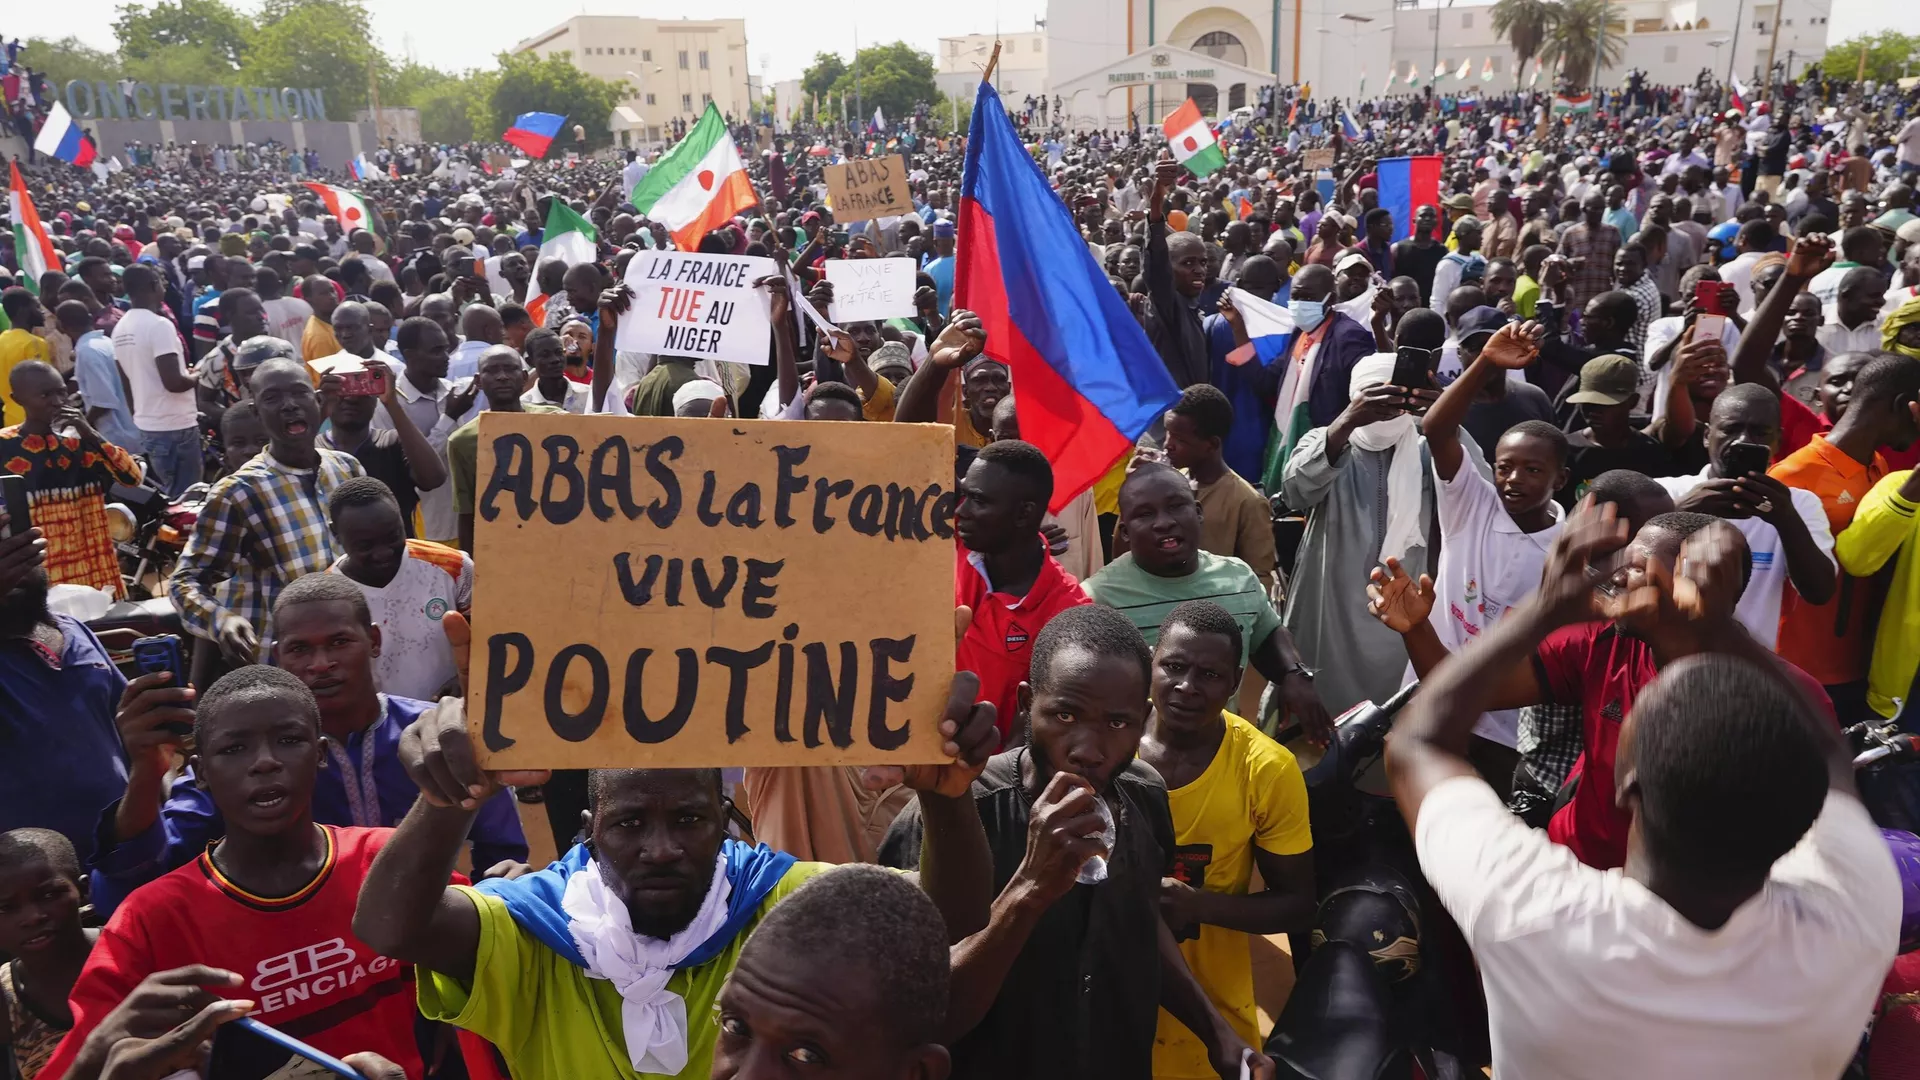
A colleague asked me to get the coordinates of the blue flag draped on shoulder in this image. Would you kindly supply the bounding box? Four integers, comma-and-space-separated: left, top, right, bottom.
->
957, 81, 1178, 511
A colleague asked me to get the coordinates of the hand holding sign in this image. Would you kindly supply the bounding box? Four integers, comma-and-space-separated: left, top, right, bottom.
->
613, 251, 777, 365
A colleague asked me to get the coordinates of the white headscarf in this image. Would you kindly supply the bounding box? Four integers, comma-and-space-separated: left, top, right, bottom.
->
1346, 353, 1429, 563
561, 852, 733, 1075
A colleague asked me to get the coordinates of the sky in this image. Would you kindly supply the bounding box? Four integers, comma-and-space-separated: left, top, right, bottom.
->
7, 0, 1911, 84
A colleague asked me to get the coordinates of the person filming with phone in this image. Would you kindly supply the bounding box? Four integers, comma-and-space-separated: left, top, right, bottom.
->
1279, 307, 1445, 718
314, 302, 447, 540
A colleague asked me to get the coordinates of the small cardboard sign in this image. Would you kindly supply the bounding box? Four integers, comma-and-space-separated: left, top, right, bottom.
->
823, 257, 917, 322
614, 251, 777, 365
467, 412, 959, 769
1301, 148, 1335, 171
824, 154, 914, 222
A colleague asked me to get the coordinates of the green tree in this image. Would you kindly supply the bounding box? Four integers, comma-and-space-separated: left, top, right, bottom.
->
1491, 0, 1558, 87
825, 42, 937, 128
241, 0, 382, 118
382, 62, 487, 144
486, 50, 628, 153
1540, 0, 1626, 89
1821, 31, 1920, 85
801, 52, 847, 114
113, 0, 249, 70
20, 37, 119, 97
124, 44, 244, 87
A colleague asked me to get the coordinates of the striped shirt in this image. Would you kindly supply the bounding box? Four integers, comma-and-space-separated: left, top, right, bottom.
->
167, 447, 365, 642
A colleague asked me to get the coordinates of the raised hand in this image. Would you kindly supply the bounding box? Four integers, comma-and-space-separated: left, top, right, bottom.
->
1366, 556, 1435, 633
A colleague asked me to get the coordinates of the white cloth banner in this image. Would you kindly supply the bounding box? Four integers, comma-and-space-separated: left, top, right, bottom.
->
823, 258, 917, 322
615, 251, 777, 366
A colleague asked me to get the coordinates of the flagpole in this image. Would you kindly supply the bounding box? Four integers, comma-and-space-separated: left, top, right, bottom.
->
983, 41, 1003, 87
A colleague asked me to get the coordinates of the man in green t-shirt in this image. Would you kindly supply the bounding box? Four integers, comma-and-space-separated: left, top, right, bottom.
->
1084, 464, 1330, 743
446, 345, 565, 553
354, 683, 1002, 1080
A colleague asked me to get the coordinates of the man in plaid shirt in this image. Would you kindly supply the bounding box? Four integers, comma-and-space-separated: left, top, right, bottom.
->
168, 357, 364, 663
1557, 193, 1623, 310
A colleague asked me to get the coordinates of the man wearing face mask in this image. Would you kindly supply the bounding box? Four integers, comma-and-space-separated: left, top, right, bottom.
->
1280, 310, 1445, 717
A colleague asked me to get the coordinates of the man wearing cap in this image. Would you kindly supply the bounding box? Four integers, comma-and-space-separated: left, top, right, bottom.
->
923, 220, 957, 316
1559, 354, 1678, 506
1448, 308, 1557, 468
1430, 216, 1485, 316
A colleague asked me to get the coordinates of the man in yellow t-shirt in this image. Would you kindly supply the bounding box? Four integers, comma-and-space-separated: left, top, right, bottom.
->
354, 691, 1001, 1080
0, 288, 53, 426
1140, 599, 1316, 1078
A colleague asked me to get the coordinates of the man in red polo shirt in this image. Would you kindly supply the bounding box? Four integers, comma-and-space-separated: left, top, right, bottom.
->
1375, 508, 1833, 869
954, 439, 1090, 747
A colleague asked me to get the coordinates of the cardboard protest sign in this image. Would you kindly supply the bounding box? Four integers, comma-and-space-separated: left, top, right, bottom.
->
823, 258, 917, 322
614, 251, 776, 366
467, 412, 959, 769
823, 154, 913, 222
1301, 148, 1335, 171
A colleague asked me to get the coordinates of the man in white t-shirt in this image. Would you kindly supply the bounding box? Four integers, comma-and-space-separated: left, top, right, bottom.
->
1403, 318, 1566, 788
1385, 509, 1901, 1080
1654, 384, 1835, 647
326, 476, 472, 701
257, 267, 315, 359
112, 264, 202, 496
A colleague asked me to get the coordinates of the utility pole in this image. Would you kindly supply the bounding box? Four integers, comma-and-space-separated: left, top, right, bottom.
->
1762, 0, 1786, 92
1727, 0, 1745, 87
854, 24, 864, 124
1592, 0, 1606, 97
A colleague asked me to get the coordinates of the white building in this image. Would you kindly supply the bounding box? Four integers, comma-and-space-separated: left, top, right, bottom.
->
938, 31, 1051, 104
513, 16, 754, 144
1041, 0, 1834, 128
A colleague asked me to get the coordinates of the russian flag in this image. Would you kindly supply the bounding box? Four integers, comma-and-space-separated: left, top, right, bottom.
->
957, 81, 1177, 511
1339, 110, 1362, 141
1375, 155, 1442, 239
503, 111, 566, 159
1730, 75, 1750, 113
1228, 287, 1294, 363
32, 102, 96, 168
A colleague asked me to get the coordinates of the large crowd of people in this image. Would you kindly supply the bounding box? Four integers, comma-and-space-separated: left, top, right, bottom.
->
3, 53, 1920, 1080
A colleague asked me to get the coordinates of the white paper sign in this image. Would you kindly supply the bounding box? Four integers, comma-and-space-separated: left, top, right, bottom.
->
615, 251, 777, 366
823, 258, 916, 322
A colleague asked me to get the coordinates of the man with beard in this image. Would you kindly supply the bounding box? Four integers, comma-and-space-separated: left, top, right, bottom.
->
0, 514, 128, 860
881, 604, 1278, 1080
168, 357, 366, 665
353, 665, 1001, 1080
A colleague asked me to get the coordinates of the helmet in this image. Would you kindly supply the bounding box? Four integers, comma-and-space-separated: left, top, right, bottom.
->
1708, 220, 1739, 260
232, 335, 297, 372
1884, 829, 1920, 953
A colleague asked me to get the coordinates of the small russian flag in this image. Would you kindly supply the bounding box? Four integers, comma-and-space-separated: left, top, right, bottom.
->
503, 112, 566, 159
350, 153, 376, 180
1227, 287, 1295, 364
32, 102, 96, 168
1376, 155, 1442, 239
1339, 110, 1362, 141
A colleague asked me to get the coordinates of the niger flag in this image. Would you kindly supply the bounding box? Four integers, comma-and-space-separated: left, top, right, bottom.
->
628, 103, 757, 251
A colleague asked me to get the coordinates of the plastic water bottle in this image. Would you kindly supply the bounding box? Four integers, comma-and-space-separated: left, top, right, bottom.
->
1075, 795, 1117, 884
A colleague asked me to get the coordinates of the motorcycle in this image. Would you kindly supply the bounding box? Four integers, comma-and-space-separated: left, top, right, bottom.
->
1845, 720, 1920, 1079
1264, 683, 1480, 1080
105, 474, 208, 600
1263, 694, 1920, 1080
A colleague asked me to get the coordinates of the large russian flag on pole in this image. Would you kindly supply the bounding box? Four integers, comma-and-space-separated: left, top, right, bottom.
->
32, 102, 96, 168
958, 80, 1177, 511
1375, 156, 1442, 240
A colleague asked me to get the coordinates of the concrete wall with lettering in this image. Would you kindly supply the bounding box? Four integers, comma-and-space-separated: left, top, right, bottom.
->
82, 120, 382, 173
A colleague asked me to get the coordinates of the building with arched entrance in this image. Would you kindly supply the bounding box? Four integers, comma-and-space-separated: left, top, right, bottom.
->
1049, 43, 1276, 131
